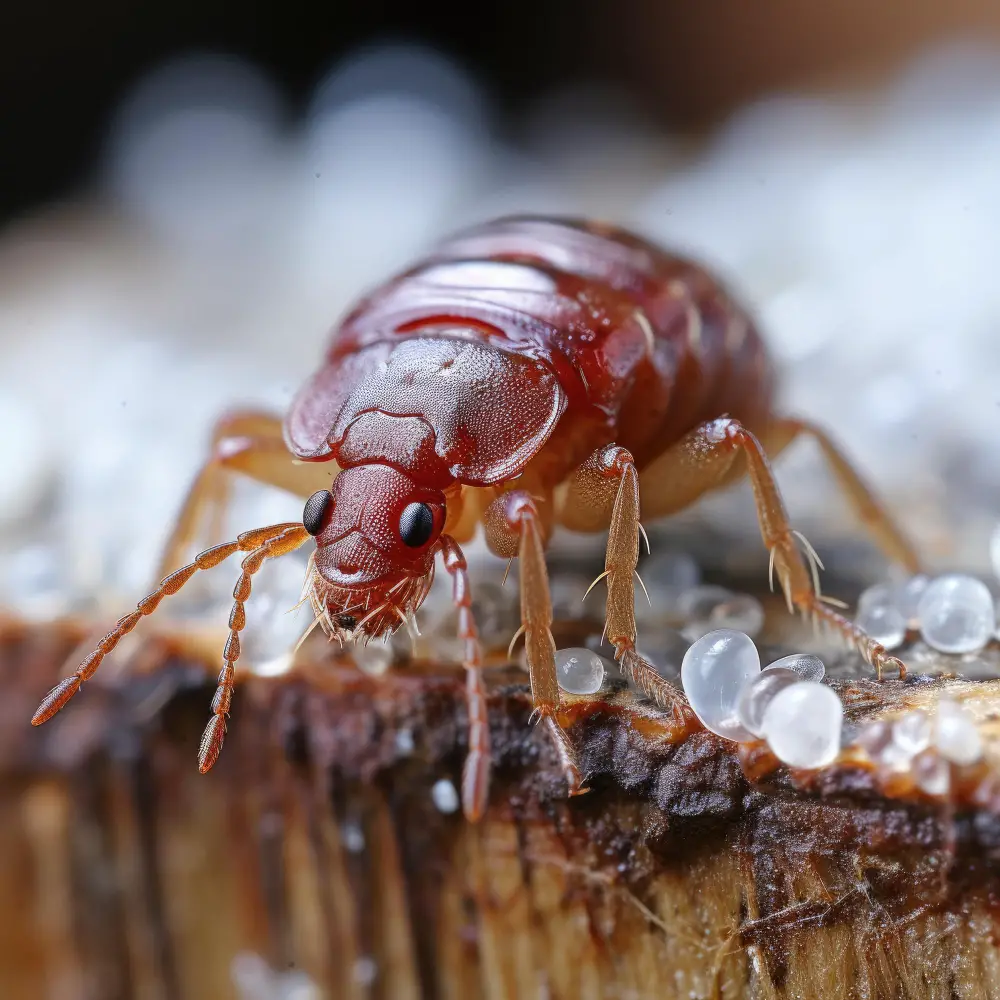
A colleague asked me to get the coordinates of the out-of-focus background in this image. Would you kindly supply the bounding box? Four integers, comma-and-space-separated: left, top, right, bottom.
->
6, 6, 1000, 999
3, 4, 1000, 654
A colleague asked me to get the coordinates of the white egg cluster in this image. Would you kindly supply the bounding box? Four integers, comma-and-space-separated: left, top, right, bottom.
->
680, 629, 841, 768
676, 586, 765, 642
854, 699, 983, 796
634, 552, 765, 640
678, 627, 987, 783
856, 572, 997, 655
556, 618, 986, 795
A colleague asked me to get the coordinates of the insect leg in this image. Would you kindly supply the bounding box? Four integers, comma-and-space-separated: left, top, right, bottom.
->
638, 418, 906, 679
561, 446, 693, 720
31, 523, 309, 733
483, 491, 585, 800
157, 410, 336, 580
199, 524, 312, 771
763, 417, 921, 573
438, 534, 492, 822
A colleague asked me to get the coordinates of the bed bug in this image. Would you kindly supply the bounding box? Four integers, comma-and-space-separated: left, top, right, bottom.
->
31, 216, 920, 821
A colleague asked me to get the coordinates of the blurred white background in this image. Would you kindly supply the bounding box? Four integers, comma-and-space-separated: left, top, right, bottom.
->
2, 37, 999, 645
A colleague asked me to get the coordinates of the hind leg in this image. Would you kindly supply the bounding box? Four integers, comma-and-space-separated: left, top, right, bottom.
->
638, 418, 907, 678
762, 417, 920, 573
157, 410, 336, 579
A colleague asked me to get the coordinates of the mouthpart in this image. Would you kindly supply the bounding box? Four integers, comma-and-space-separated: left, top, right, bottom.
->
302, 555, 436, 643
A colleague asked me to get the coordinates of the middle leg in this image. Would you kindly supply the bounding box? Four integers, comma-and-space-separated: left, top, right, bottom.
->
483, 490, 585, 799
560, 445, 696, 720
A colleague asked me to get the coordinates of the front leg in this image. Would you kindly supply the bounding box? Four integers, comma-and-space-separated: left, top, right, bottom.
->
157, 409, 337, 580
483, 491, 585, 799
437, 535, 492, 822
560, 444, 695, 721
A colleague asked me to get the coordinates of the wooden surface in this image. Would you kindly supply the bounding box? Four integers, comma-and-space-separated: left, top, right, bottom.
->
4, 591, 1000, 1000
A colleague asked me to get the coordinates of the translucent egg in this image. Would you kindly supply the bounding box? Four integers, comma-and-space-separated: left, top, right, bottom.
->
548, 574, 593, 621
628, 560, 688, 628
855, 583, 906, 650
858, 582, 893, 611
736, 666, 801, 737
678, 586, 765, 641
854, 720, 893, 756
555, 648, 608, 695
918, 574, 995, 654
764, 652, 825, 682
641, 549, 701, 595
893, 574, 930, 627
934, 698, 983, 765
681, 629, 760, 741
913, 750, 950, 797
431, 778, 460, 814
891, 710, 931, 755
584, 635, 626, 682
761, 682, 843, 769
991, 523, 1000, 583
353, 640, 393, 676
877, 741, 916, 772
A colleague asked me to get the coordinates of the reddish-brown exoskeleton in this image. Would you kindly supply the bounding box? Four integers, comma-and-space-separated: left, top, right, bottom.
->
31, 217, 919, 821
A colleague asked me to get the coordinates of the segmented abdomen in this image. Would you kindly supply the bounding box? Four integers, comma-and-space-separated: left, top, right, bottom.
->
330, 216, 776, 470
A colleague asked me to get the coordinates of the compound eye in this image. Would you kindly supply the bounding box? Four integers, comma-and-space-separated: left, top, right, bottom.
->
399, 502, 435, 548
302, 490, 332, 536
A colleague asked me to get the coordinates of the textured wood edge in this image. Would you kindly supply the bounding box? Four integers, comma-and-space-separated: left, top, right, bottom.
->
4, 616, 1000, 1000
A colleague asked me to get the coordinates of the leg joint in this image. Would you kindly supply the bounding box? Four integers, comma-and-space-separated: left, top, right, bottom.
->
705, 416, 744, 445
484, 489, 546, 556
594, 444, 635, 477
504, 491, 541, 528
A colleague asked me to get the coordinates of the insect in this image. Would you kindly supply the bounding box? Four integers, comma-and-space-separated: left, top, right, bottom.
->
31, 216, 919, 821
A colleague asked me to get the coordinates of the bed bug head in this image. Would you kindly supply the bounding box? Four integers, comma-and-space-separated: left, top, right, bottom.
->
301, 464, 445, 639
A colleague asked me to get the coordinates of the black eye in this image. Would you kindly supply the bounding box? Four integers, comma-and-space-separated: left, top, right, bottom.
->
302, 490, 332, 536
399, 502, 435, 547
